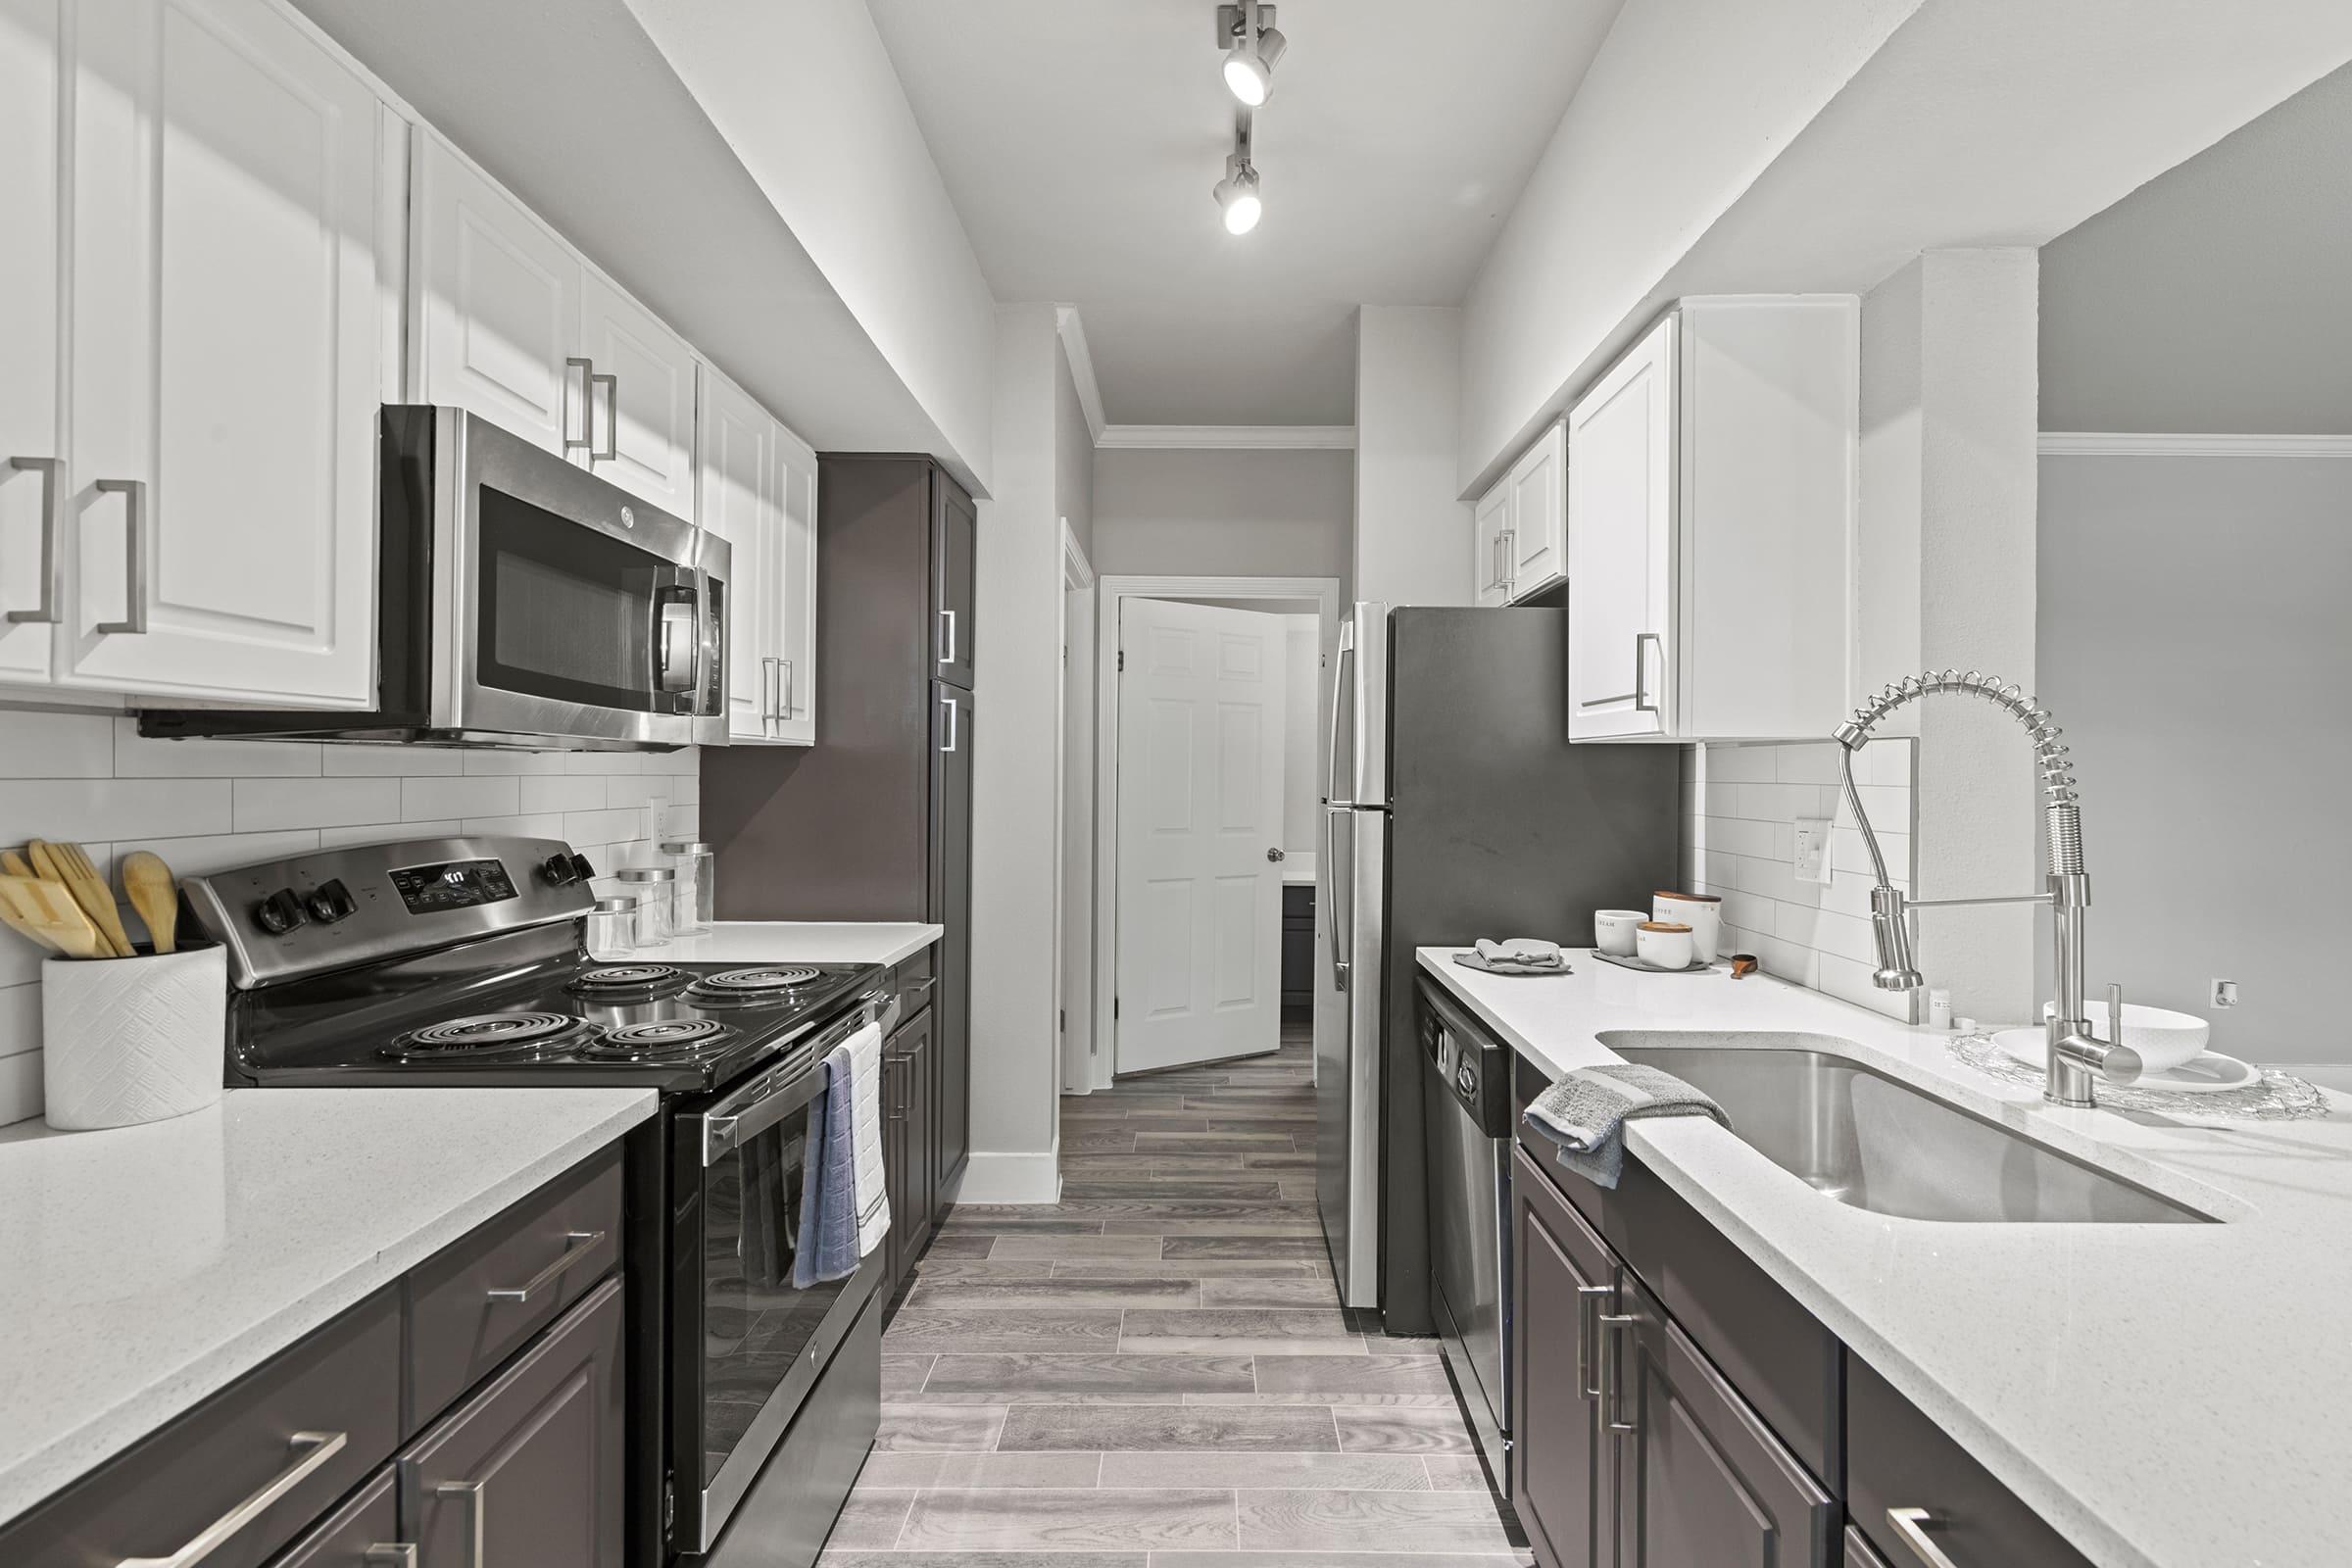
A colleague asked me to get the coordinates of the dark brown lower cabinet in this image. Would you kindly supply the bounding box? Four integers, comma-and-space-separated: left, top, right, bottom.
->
270, 1468, 400, 1566
1843, 1524, 1894, 1568
1611, 1274, 1837, 1567
1511, 1144, 1611, 1568
403, 1275, 626, 1568
883, 1003, 939, 1294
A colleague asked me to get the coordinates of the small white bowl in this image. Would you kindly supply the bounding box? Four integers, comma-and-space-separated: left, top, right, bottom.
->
1636, 921, 1694, 971
2042, 998, 2211, 1073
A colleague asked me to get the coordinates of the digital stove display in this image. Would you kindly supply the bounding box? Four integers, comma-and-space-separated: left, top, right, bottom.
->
389, 858, 518, 914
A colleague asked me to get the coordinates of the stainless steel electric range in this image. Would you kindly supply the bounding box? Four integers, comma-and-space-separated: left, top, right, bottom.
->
185, 836, 897, 1566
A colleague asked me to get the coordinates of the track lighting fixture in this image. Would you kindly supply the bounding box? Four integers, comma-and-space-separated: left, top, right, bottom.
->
1213, 151, 1262, 234
1216, 2, 1286, 107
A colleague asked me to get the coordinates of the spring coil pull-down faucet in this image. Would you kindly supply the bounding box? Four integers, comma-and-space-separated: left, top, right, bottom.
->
1833, 669, 2141, 1108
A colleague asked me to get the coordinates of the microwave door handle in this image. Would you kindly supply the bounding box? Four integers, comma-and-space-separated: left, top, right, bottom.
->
653, 583, 701, 697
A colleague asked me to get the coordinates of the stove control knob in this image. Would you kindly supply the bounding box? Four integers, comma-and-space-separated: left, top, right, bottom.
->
567, 853, 596, 883
254, 888, 309, 936
305, 878, 357, 925
539, 854, 579, 887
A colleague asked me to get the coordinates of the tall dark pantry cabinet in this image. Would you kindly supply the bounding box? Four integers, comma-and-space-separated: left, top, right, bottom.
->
702, 454, 975, 1298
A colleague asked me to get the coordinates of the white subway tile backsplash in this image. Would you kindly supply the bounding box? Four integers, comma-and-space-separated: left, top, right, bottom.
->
233, 777, 401, 832
0, 711, 119, 776
0, 778, 233, 842
400, 774, 519, 821
0, 710, 698, 1125
1690, 740, 1916, 1017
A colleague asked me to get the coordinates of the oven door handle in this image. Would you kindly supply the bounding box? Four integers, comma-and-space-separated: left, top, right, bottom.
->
699, 993, 894, 1165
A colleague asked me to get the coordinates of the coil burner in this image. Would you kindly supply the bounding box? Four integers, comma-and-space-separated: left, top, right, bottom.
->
579, 1017, 736, 1061
569, 963, 690, 998
385, 1011, 599, 1061
686, 966, 822, 1005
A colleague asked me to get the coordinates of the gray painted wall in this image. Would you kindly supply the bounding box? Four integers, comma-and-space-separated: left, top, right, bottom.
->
2040, 62, 2352, 434
1090, 449, 1352, 591
2035, 452, 2352, 1064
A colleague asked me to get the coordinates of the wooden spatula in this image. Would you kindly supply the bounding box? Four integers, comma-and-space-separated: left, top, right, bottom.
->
0, 874, 106, 958
28, 840, 134, 957
121, 851, 178, 956
0, 848, 32, 880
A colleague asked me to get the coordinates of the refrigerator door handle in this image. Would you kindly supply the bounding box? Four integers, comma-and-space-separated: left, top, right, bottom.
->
1324, 620, 1355, 808
1323, 807, 1348, 991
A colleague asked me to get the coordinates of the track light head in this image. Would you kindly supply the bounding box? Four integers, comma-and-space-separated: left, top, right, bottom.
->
1213, 154, 1262, 235
1216, 4, 1284, 106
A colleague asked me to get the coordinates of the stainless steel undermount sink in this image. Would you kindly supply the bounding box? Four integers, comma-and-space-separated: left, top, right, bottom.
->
1599, 1031, 2214, 1224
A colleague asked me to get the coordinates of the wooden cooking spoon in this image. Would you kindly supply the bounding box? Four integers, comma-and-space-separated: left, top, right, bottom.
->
121, 851, 179, 956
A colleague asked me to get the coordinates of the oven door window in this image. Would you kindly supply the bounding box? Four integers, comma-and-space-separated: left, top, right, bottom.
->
475, 484, 701, 714
701, 1101, 846, 1486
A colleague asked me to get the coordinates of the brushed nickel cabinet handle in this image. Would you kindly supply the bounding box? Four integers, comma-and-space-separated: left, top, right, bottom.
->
117, 1430, 347, 1566
1886, 1508, 1965, 1568
780, 658, 795, 719
1579, 630, 1662, 713
590, 371, 618, 463
940, 693, 958, 753
938, 608, 956, 665
485, 1229, 604, 1303
434, 1480, 485, 1568
1575, 1284, 1613, 1400
564, 357, 595, 455
363, 1548, 418, 1568
6, 457, 63, 624
1597, 1311, 1639, 1434
92, 478, 148, 634
761, 656, 779, 728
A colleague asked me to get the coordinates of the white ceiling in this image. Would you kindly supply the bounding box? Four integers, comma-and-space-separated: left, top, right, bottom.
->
866, 0, 1624, 426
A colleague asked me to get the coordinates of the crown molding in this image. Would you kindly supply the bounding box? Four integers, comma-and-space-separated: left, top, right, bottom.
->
1054, 306, 1106, 445
1096, 423, 1356, 451
2038, 431, 2352, 457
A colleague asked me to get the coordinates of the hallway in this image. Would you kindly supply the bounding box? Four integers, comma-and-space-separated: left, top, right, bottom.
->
817, 1026, 1528, 1563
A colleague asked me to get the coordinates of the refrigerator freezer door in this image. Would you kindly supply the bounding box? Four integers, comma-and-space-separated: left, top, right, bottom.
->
1348, 604, 1391, 808
1315, 804, 1386, 1308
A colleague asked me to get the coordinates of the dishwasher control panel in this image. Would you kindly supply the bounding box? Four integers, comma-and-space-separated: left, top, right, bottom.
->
1418, 978, 1515, 1138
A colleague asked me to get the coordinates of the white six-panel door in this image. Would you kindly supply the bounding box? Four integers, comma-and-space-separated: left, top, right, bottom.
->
1114, 598, 1290, 1076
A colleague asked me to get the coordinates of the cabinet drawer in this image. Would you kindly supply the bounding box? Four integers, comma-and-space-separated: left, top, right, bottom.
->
268, 1465, 400, 1567
1847, 1352, 2093, 1568
887, 946, 937, 1022
0, 1290, 400, 1568
1512, 1055, 1840, 1489
403, 1277, 626, 1568
405, 1149, 623, 1434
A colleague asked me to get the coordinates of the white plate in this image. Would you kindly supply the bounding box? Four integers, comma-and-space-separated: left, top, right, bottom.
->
1991, 1029, 2259, 1094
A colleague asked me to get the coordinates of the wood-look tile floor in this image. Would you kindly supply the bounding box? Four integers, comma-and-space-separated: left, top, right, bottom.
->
819, 1024, 1529, 1567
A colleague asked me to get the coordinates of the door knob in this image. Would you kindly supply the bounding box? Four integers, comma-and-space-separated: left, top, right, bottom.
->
1266, 848, 1286, 862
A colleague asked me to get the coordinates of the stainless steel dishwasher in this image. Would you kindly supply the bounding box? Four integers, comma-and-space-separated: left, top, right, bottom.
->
1418, 975, 1515, 1490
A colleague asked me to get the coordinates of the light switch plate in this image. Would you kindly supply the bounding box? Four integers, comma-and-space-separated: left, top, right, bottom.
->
1793, 818, 1833, 884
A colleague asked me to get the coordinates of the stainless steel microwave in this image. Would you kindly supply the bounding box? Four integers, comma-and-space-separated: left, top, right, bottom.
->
141, 407, 728, 751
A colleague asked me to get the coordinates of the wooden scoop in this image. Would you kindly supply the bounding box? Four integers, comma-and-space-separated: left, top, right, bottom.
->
27, 841, 135, 957
121, 851, 178, 955
0, 873, 106, 958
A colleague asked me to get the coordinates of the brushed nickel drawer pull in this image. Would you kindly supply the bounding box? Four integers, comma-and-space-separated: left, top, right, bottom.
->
435, 1480, 486, 1568
117, 1430, 347, 1566
485, 1229, 604, 1303
363, 1548, 418, 1568
1886, 1507, 1965, 1568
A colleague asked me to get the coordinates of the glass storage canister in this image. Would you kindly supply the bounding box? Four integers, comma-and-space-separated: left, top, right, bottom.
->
614, 865, 676, 949
586, 897, 638, 960
662, 840, 715, 933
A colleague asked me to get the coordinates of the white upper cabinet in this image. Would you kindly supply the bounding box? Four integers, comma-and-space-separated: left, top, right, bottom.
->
413, 133, 584, 456
53, 0, 384, 706
770, 421, 818, 746
1566, 296, 1859, 744
1470, 484, 1510, 609
416, 134, 696, 518
0, 0, 64, 683
1471, 419, 1567, 606
1506, 422, 1566, 599
695, 361, 816, 748
579, 270, 696, 517
696, 363, 775, 743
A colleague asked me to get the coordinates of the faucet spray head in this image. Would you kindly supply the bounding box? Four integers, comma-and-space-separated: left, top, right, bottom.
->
1866, 883, 1924, 992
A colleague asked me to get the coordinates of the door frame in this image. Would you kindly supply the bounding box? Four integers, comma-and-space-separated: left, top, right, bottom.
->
1092, 574, 1342, 1087
1054, 521, 1098, 1094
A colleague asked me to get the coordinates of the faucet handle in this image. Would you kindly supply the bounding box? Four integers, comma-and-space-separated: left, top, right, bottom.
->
2107, 982, 2124, 1047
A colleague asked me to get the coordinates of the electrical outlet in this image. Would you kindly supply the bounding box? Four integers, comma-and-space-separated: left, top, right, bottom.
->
2212, 978, 2239, 1009
1792, 817, 1833, 884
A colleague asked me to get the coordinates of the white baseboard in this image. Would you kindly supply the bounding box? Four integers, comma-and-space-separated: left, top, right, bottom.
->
951, 1151, 1062, 1205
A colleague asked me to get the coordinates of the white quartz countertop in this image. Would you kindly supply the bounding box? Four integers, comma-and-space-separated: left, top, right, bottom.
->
1418, 946, 2352, 1568
660, 920, 943, 967
0, 1087, 656, 1526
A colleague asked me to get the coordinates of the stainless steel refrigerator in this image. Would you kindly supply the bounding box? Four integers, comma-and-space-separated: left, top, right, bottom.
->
1314, 604, 1683, 1327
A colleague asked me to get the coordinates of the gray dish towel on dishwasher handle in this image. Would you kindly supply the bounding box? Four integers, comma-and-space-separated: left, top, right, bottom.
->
1522, 1062, 1730, 1190
793, 1041, 862, 1288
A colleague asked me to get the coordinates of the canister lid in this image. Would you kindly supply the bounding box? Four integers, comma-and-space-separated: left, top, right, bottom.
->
660, 841, 712, 855
615, 865, 675, 882
592, 897, 633, 912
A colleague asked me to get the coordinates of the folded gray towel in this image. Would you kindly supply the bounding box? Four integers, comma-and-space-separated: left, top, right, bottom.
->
793, 1042, 862, 1288
1522, 1063, 1729, 1190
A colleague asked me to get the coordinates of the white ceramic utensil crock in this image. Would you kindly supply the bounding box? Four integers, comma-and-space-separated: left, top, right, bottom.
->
41, 944, 226, 1130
